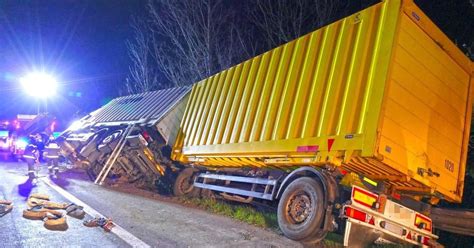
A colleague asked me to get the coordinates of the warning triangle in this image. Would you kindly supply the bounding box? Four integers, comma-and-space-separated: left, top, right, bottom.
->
328, 138, 335, 151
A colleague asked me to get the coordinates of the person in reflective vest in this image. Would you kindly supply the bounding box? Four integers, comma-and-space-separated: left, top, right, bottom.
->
44, 138, 61, 177
23, 144, 39, 179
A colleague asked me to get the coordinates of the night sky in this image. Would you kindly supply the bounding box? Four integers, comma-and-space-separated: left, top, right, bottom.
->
0, 0, 472, 128
0, 0, 145, 125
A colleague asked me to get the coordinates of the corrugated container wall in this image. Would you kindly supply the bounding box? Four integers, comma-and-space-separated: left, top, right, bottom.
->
172, 0, 473, 203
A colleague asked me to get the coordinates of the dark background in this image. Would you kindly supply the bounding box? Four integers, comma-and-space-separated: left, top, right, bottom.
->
0, 0, 146, 127
0, 0, 472, 127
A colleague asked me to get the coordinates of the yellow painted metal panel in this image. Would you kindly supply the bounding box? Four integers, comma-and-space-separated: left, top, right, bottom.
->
401, 1, 472, 74
299, 27, 336, 138
213, 64, 242, 144
359, 0, 402, 157
200, 73, 225, 145
172, 0, 473, 202
384, 83, 463, 146
207, 67, 236, 145
380, 6, 472, 202
317, 19, 351, 137
180, 83, 202, 146
248, 47, 283, 142
261, 42, 295, 141
175, 1, 397, 158
238, 53, 271, 142
286, 33, 322, 139
382, 107, 462, 167
397, 18, 467, 100
390, 62, 465, 127
273, 36, 308, 140
230, 56, 262, 143
187, 80, 210, 146
174, 86, 198, 151
378, 135, 457, 194
221, 61, 251, 144
194, 74, 220, 146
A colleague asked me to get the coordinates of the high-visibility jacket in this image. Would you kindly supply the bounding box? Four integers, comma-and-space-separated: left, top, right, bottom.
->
44, 142, 60, 159
23, 144, 38, 160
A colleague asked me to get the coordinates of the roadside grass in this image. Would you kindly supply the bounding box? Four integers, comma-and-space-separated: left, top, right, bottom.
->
178, 196, 278, 228
178, 196, 345, 246
178, 196, 406, 247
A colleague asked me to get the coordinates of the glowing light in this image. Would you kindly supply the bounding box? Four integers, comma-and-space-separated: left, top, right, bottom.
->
69, 120, 83, 131
20, 72, 58, 98
15, 139, 28, 149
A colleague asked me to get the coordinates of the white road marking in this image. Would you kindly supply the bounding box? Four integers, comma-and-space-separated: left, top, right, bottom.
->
41, 177, 151, 248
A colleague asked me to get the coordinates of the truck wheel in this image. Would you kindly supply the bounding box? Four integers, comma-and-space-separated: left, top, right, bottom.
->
173, 168, 200, 197
277, 177, 326, 242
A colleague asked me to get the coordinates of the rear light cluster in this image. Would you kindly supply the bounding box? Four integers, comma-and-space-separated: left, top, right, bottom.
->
414, 213, 432, 232
142, 131, 151, 141
344, 207, 375, 225
347, 186, 435, 247
379, 221, 431, 246
406, 230, 431, 246
352, 187, 378, 209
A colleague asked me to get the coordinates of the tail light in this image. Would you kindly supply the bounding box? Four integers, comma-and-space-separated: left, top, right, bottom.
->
352, 186, 378, 208
339, 168, 348, 175
344, 207, 375, 225
407, 231, 431, 246
142, 130, 151, 141
414, 213, 432, 232
391, 191, 401, 201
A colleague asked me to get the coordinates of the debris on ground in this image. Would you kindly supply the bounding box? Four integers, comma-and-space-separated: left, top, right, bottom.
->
0, 199, 13, 217
23, 207, 68, 231
65, 203, 86, 219
27, 193, 69, 209
22, 193, 86, 231
83, 216, 115, 232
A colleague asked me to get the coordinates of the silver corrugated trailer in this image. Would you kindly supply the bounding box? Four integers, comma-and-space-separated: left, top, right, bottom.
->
58, 86, 190, 187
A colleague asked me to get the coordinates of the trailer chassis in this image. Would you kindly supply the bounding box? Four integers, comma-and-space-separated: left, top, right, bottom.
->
188, 166, 439, 247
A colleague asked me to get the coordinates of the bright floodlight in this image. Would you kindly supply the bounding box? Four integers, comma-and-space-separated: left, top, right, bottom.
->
20, 72, 58, 98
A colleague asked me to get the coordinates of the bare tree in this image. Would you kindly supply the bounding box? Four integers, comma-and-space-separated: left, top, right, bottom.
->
146, 0, 244, 87
248, 0, 347, 50
126, 0, 348, 94
125, 16, 161, 94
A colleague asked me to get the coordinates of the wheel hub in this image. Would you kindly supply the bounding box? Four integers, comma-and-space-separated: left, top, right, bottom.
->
179, 175, 194, 194
288, 193, 312, 223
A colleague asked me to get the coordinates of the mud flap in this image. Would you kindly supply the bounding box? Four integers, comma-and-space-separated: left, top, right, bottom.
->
343, 220, 382, 248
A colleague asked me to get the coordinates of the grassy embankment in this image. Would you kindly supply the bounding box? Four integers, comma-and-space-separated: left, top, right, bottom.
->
178, 196, 344, 247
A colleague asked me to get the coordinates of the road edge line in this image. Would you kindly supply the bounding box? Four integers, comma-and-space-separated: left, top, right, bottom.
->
42, 177, 151, 248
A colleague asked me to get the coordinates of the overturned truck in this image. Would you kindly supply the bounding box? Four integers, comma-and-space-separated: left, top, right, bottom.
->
59, 0, 474, 247
58, 87, 190, 189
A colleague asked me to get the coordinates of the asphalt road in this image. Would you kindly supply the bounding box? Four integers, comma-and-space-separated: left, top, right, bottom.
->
0, 161, 128, 247
0, 160, 302, 248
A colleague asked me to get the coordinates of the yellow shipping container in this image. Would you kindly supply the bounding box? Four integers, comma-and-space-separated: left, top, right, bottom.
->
172, 0, 473, 203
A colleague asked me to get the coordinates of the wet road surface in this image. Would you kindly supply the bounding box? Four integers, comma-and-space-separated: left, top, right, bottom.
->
0, 161, 301, 248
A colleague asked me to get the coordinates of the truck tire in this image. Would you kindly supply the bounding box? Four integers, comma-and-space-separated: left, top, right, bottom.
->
277, 177, 326, 242
173, 168, 200, 197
